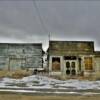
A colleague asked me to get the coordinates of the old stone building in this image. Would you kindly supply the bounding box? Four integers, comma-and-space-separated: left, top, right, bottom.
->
48, 41, 100, 78
0, 43, 43, 71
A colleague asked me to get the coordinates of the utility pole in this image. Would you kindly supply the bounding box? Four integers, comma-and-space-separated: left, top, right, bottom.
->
48, 32, 50, 42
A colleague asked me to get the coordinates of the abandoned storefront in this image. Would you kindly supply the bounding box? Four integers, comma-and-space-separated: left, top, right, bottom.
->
48, 41, 100, 78
0, 43, 42, 71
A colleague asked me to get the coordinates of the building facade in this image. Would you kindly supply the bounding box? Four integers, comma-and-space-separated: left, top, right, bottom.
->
48, 41, 100, 77
0, 43, 43, 71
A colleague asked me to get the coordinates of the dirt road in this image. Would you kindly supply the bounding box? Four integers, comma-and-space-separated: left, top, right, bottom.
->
0, 92, 100, 100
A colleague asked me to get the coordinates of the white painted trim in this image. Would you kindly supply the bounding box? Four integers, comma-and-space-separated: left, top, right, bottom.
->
64, 60, 78, 76
49, 56, 62, 75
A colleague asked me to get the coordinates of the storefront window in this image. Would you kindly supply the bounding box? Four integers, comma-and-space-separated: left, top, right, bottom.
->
52, 57, 60, 71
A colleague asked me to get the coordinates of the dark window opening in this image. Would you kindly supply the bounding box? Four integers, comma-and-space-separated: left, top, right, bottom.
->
66, 70, 70, 75
52, 57, 60, 62
78, 58, 81, 71
71, 70, 76, 75
71, 62, 75, 68
66, 62, 70, 68
64, 56, 76, 60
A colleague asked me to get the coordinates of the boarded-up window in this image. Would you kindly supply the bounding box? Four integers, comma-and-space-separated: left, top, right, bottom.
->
84, 57, 93, 70
52, 57, 60, 71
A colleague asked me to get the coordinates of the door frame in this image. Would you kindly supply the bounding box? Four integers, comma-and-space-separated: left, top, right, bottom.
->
64, 60, 78, 76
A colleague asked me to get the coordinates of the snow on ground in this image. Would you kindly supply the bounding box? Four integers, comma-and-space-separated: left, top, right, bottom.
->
0, 75, 100, 95
0, 75, 100, 90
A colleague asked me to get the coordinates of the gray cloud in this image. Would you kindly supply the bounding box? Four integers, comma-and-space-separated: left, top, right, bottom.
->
0, 1, 100, 51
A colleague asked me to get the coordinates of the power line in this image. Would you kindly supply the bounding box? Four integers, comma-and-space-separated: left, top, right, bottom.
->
0, 0, 98, 1
32, 0, 48, 33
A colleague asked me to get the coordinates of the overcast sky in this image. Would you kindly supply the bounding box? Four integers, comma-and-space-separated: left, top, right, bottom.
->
0, 0, 100, 51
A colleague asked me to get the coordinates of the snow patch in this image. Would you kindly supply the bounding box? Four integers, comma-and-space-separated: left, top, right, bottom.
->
0, 75, 100, 90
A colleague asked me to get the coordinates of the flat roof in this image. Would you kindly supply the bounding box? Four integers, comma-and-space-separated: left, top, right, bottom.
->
49, 40, 94, 43
0, 43, 42, 46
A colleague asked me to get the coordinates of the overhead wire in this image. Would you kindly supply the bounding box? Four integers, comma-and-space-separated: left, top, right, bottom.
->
32, 0, 48, 33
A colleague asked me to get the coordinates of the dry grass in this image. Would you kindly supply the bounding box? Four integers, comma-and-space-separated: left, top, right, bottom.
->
0, 70, 100, 80
92, 72, 100, 80
0, 93, 100, 100
0, 70, 8, 78
0, 70, 32, 79
10, 70, 32, 79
